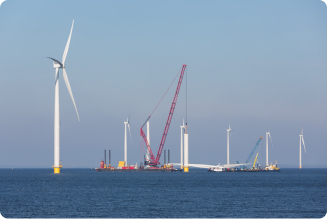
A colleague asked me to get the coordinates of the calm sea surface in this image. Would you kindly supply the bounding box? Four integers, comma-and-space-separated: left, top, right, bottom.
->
0, 168, 326, 218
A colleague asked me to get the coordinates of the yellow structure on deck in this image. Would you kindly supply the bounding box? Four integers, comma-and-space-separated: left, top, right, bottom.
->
253, 153, 259, 169
265, 160, 280, 171
184, 166, 189, 172
118, 161, 125, 167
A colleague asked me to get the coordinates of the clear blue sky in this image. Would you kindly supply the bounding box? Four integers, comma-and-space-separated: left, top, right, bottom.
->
0, 0, 326, 168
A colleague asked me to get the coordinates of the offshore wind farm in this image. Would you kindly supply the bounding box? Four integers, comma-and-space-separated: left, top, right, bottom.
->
29, 16, 314, 174
1, 1, 325, 171
0, 0, 327, 218
95, 64, 280, 173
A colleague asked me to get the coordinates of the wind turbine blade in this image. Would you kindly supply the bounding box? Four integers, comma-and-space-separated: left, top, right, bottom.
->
269, 133, 274, 148
128, 123, 132, 146
62, 20, 74, 65
301, 126, 303, 135
63, 68, 80, 121
302, 137, 306, 153
47, 57, 63, 67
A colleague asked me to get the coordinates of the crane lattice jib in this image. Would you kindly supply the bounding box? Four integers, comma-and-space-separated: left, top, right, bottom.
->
140, 127, 156, 164
245, 137, 263, 163
155, 64, 187, 164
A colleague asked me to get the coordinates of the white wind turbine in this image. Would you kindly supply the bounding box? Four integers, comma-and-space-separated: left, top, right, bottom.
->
47, 20, 79, 174
124, 116, 132, 167
266, 130, 273, 166
299, 127, 306, 169
180, 119, 185, 167
227, 124, 233, 165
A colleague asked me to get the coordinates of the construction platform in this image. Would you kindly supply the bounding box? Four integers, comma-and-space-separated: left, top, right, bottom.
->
95, 168, 182, 172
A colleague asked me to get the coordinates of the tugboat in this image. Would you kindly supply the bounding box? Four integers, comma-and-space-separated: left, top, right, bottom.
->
264, 160, 281, 171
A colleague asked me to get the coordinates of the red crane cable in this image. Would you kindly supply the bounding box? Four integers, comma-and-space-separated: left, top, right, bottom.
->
149, 66, 184, 118
140, 67, 182, 128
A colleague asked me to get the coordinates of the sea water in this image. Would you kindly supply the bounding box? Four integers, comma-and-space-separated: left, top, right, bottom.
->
0, 168, 326, 218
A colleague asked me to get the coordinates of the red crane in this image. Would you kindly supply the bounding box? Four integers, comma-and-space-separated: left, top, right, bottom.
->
140, 64, 187, 166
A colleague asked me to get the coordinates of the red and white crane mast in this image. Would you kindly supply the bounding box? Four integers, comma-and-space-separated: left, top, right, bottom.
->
140, 64, 187, 166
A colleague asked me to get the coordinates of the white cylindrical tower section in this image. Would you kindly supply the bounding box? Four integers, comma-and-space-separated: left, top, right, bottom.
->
299, 135, 302, 169
184, 133, 189, 172
266, 132, 268, 166
227, 130, 229, 165
54, 68, 61, 174
180, 126, 184, 166
124, 121, 127, 167
146, 121, 150, 161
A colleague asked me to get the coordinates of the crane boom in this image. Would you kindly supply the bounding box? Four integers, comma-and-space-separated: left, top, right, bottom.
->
155, 64, 187, 164
140, 127, 156, 164
245, 137, 263, 164
140, 64, 187, 166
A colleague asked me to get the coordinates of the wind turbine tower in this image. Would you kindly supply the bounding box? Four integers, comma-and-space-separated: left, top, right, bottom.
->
146, 121, 150, 163
180, 119, 185, 168
184, 124, 189, 172
124, 116, 132, 167
227, 124, 233, 165
299, 127, 306, 169
48, 20, 80, 174
266, 131, 273, 166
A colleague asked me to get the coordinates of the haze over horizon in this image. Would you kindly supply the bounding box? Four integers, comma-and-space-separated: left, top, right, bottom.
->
0, 0, 326, 168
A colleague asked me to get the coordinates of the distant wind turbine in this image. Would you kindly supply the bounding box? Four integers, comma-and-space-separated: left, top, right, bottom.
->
124, 116, 132, 167
299, 127, 306, 169
266, 130, 273, 166
47, 20, 80, 174
227, 124, 233, 165
0, 0, 6, 7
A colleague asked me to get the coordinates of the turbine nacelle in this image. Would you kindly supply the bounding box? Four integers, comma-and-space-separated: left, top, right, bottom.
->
54, 63, 62, 69
48, 57, 63, 69
266, 131, 273, 147
227, 124, 233, 137
181, 118, 185, 129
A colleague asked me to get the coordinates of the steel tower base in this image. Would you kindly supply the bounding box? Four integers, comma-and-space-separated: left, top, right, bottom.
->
53, 165, 62, 173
